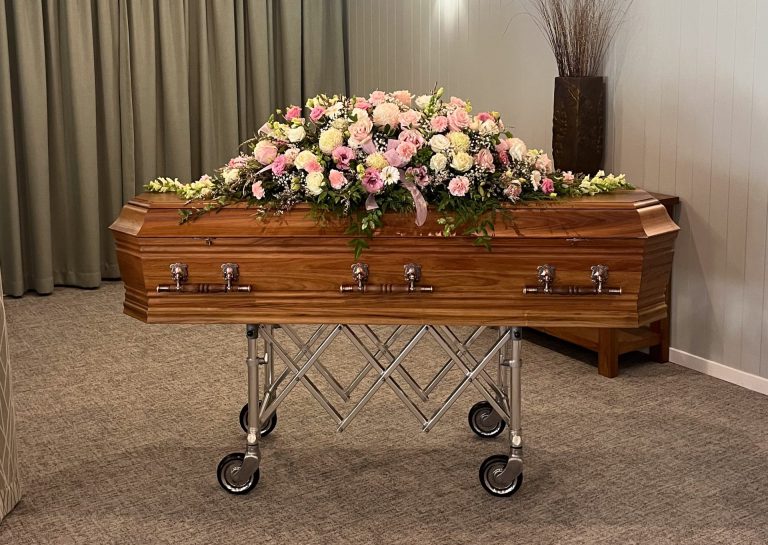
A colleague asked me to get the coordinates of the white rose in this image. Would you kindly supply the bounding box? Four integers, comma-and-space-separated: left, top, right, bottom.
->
429, 153, 448, 171
305, 171, 325, 195
450, 151, 474, 172
507, 137, 528, 161
223, 168, 239, 184
294, 150, 317, 170
287, 125, 306, 143
415, 95, 431, 110
429, 134, 451, 153
479, 119, 499, 136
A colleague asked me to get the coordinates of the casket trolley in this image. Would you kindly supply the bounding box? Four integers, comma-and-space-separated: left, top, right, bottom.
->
110, 190, 678, 497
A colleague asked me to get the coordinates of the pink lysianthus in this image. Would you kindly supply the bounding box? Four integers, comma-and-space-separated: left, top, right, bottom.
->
430, 116, 448, 133
251, 181, 265, 199
541, 177, 555, 194
309, 106, 326, 123
448, 176, 470, 197
285, 105, 302, 121
362, 167, 384, 193
332, 146, 355, 170
329, 169, 347, 190
398, 129, 425, 148
271, 154, 288, 175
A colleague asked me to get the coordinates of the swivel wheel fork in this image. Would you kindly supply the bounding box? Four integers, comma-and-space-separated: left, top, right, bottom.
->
218, 324, 264, 494
478, 326, 524, 497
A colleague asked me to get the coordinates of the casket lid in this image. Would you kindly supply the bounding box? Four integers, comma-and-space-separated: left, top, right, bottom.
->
111, 189, 678, 240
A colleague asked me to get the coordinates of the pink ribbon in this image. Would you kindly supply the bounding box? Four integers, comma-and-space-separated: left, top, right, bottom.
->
365, 193, 379, 211
402, 179, 428, 226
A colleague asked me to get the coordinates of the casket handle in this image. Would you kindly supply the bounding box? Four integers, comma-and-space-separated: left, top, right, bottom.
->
523, 264, 622, 295
339, 262, 434, 294
156, 262, 252, 293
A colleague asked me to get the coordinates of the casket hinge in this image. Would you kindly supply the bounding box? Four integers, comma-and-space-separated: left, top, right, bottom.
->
523, 264, 621, 295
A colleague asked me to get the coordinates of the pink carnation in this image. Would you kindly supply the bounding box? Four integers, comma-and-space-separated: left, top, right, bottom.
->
229, 155, 250, 168
251, 181, 265, 199
285, 105, 302, 121
362, 167, 384, 193
392, 90, 412, 106
271, 154, 288, 175
476, 112, 493, 122
430, 116, 448, 133
398, 109, 421, 129
475, 148, 495, 172
541, 177, 555, 194
398, 129, 425, 148
448, 176, 470, 197
396, 141, 418, 162
369, 90, 387, 106
304, 158, 323, 173
283, 147, 300, 165
309, 106, 326, 123
332, 146, 355, 170
329, 169, 347, 190
354, 97, 371, 110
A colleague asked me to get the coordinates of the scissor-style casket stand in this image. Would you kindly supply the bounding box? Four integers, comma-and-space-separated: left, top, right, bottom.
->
110, 190, 678, 496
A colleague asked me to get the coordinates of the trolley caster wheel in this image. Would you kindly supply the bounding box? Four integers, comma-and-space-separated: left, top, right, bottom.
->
239, 403, 278, 437
468, 401, 506, 438
217, 452, 260, 494
479, 454, 524, 497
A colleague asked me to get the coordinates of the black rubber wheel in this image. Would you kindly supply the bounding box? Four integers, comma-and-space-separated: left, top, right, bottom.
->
217, 452, 260, 494
239, 403, 278, 437
479, 454, 524, 497
468, 401, 506, 438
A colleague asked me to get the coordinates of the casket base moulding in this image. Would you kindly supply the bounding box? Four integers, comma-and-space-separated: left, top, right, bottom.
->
110, 189, 678, 328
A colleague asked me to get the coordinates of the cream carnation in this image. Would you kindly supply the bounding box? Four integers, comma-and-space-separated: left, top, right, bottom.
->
429, 134, 451, 153
223, 168, 239, 184
318, 128, 344, 154
372, 102, 400, 128
447, 131, 470, 152
429, 153, 448, 171
305, 171, 325, 195
365, 152, 389, 170
450, 151, 474, 172
479, 119, 500, 136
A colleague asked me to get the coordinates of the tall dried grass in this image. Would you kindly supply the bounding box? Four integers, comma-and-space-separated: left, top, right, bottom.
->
531, 0, 631, 77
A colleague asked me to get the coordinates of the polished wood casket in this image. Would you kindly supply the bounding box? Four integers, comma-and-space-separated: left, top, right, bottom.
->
110, 190, 678, 328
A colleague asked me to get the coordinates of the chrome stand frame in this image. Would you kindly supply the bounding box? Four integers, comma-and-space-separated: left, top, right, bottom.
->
222, 323, 524, 495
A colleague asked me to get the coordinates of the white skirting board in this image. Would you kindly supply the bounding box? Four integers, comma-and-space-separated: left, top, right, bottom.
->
670, 349, 768, 397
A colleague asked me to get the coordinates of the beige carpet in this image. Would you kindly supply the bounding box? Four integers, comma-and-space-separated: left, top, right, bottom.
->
1, 282, 768, 544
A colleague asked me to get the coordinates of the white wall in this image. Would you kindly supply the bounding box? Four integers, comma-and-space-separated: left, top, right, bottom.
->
348, 0, 768, 384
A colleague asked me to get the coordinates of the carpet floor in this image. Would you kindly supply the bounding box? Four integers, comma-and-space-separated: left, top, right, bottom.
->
1, 282, 768, 544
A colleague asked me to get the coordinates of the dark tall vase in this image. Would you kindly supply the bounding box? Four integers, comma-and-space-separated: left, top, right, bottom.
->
552, 76, 605, 175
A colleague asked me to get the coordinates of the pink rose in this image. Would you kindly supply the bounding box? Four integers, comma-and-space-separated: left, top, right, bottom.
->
392, 90, 412, 106
283, 147, 300, 165
362, 167, 384, 193
447, 108, 470, 132
448, 176, 470, 197
497, 152, 510, 167
398, 109, 421, 129
475, 148, 495, 172
348, 116, 373, 148
398, 129, 425, 148
304, 158, 323, 173
396, 141, 417, 162
285, 105, 302, 121
535, 153, 554, 174
354, 97, 371, 110
369, 90, 387, 106
430, 116, 448, 133
384, 148, 405, 168
476, 112, 492, 122
309, 106, 326, 123
329, 169, 347, 190
253, 142, 278, 165
251, 181, 265, 199
332, 146, 355, 170
563, 171, 575, 184
372, 102, 401, 128
450, 96, 467, 108
541, 177, 554, 194
271, 154, 288, 175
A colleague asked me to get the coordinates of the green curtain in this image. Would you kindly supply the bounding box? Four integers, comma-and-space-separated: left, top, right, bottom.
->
0, 0, 348, 297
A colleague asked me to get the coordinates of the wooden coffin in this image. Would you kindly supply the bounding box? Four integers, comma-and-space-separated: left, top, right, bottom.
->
110, 190, 678, 327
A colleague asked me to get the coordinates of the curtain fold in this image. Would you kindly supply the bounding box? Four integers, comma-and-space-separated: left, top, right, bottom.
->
0, 0, 348, 297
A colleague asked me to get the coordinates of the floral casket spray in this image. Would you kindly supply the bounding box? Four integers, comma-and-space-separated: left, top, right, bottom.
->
112, 88, 678, 327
